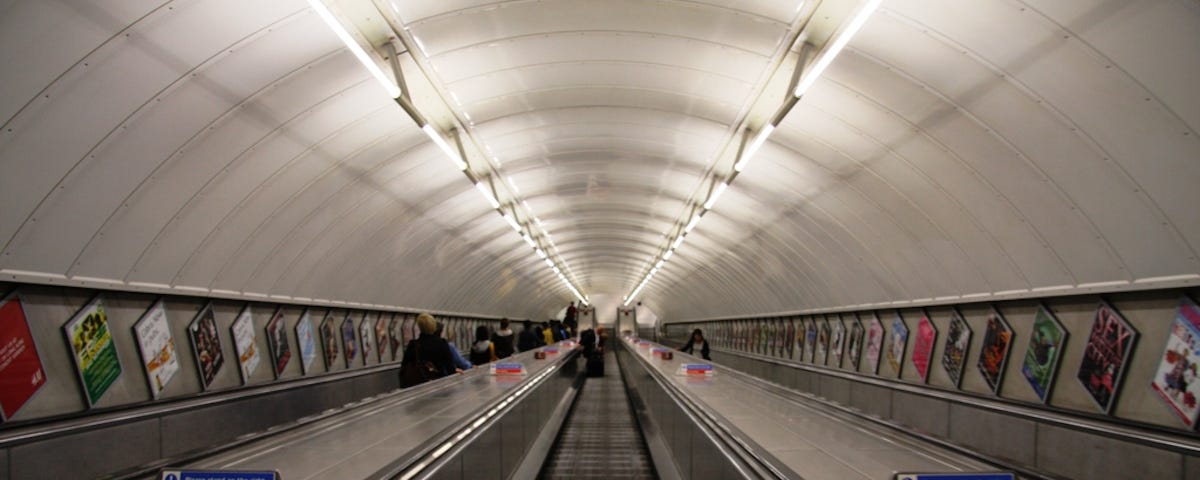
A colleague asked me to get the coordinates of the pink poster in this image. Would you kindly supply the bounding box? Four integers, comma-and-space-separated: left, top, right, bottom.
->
912, 314, 937, 383
0, 295, 47, 420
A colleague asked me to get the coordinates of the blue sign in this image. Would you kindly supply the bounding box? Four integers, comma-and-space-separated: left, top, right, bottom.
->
894, 474, 1015, 480
160, 470, 279, 480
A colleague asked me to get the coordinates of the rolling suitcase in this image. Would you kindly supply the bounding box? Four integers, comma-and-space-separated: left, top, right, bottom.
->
586, 352, 604, 377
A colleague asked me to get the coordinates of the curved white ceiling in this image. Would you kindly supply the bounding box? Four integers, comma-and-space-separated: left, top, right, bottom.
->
0, 0, 1197, 322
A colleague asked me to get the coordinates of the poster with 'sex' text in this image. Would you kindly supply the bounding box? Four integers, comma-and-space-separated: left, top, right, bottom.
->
0, 293, 47, 421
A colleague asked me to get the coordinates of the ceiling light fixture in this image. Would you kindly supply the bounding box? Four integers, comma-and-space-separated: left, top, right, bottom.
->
704, 182, 728, 210
475, 181, 500, 209
733, 124, 775, 173
792, 0, 883, 98
421, 124, 467, 170
305, 0, 401, 98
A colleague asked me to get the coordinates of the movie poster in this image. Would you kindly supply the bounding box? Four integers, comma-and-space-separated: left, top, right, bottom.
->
941, 311, 972, 389
390, 315, 403, 358
786, 319, 796, 359
805, 320, 818, 363
1020, 305, 1067, 403
886, 313, 908, 377
830, 315, 846, 368
847, 316, 865, 370
1150, 297, 1200, 428
187, 303, 224, 390
0, 294, 47, 420
912, 313, 937, 383
265, 308, 291, 379
359, 313, 374, 366
1076, 302, 1138, 414
341, 313, 357, 368
375, 314, 391, 362
978, 309, 1014, 395
865, 313, 884, 374
64, 296, 123, 405
816, 319, 830, 365
320, 312, 339, 370
133, 299, 179, 398
230, 305, 260, 384
295, 310, 316, 375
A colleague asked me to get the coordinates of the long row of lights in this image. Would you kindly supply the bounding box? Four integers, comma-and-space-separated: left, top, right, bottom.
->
307, 0, 588, 305
623, 0, 883, 306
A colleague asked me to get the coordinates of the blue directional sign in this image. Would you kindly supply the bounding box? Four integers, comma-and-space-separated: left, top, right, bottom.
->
894, 473, 1015, 480
160, 469, 279, 480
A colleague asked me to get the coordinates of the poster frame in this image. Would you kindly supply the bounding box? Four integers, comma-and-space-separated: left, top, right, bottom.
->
0, 291, 48, 421
131, 298, 179, 399
978, 307, 1015, 395
1020, 303, 1067, 404
804, 318, 817, 363
941, 309, 973, 390
295, 309, 317, 375
264, 307, 291, 380
186, 302, 224, 391
830, 314, 846, 369
816, 317, 830, 365
375, 313, 391, 362
847, 314, 865, 371
319, 311, 339, 371
865, 312, 884, 375
911, 311, 938, 384
63, 294, 123, 406
886, 312, 909, 378
341, 311, 358, 369
230, 304, 261, 385
1075, 300, 1138, 414
1150, 296, 1200, 429
359, 311, 374, 366
389, 314, 402, 361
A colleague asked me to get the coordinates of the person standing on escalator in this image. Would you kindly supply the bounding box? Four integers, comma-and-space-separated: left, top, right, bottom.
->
492, 318, 515, 358
679, 328, 711, 360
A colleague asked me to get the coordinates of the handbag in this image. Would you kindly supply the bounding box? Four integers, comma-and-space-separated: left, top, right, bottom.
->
400, 340, 440, 387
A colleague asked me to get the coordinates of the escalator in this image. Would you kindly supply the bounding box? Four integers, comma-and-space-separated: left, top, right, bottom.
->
539, 349, 657, 479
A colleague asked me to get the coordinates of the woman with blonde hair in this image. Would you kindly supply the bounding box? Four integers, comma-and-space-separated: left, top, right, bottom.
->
400, 313, 456, 387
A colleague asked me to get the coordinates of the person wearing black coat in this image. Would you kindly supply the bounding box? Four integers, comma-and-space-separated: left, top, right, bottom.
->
517, 320, 541, 352
492, 318, 515, 358
400, 313, 457, 386
679, 328, 711, 360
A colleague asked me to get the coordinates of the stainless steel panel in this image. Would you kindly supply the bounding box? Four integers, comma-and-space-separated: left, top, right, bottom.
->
461, 423, 502, 480
690, 430, 724, 479
671, 410, 692, 479
770, 448, 870, 480
1186, 454, 1200, 480
1, 448, 9, 480
1035, 424, 1183, 480
11, 418, 160, 479
948, 403, 1035, 465
848, 381, 891, 418
498, 408, 524, 478
430, 453, 462, 480
891, 390, 949, 437
819, 375, 851, 405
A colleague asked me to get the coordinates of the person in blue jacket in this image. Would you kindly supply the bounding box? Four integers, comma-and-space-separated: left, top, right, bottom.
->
436, 322, 472, 372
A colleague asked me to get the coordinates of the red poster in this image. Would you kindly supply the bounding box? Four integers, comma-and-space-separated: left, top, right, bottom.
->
912, 315, 938, 383
0, 295, 47, 421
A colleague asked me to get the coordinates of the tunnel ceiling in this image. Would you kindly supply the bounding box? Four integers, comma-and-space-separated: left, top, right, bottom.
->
1, 0, 1198, 321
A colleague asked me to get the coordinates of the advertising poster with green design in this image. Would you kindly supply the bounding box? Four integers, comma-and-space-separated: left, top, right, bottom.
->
63, 296, 122, 407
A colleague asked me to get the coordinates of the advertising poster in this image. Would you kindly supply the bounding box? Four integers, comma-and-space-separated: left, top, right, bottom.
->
786, 320, 796, 359
816, 319, 830, 365
830, 316, 845, 368
341, 313, 357, 368
1150, 297, 1200, 427
264, 308, 291, 379
847, 316, 865, 370
375, 314, 391, 362
359, 313, 374, 366
320, 312, 339, 370
1020, 305, 1067, 403
804, 320, 817, 363
977, 309, 1014, 395
390, 315, 403, 359
0, 294, 47, 420
187, 303, 224, 390
912, 313, 937, 383
231, 305, 261, 384
886, 313, 908, 377
295, 310, 316, 375
1076, 302, 1138, 414
865, 313, 884, 374
941, 311, 972, 389
132, 299, 179, 398
64, 296, 123, 406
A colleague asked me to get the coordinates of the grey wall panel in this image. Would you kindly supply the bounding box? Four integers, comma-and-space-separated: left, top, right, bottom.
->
948, 403, 1035, 465
430, 453, 462, 480
461, 423, 501, 480
10, 418, 159, 480
891, 391, 949, 438
499, 409, 523, 478
849, 382, 891, 419
1186, 454, 1200, 480
819, 375, 851, 405
1, 447, 8, 480
1035, 423, 1182, 480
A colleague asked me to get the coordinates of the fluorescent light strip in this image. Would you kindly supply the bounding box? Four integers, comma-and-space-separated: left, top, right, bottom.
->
422, 124, 467, 170
663, 249, 673, 261
672, 236, 685, 250
655, 260, 665, 269
793, 0, 883, 98
734, 124, 775, 173
704, 182, 728, 210
305, 0, 401, 99
475, 182, 499, 209
522, 233, 535, 248
536, 248, 546, 259
503, 214, 521, 232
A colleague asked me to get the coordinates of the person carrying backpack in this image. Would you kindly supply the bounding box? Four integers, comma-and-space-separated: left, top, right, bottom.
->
470, 325, 498, 366
492, 318, 515, 358
400, 313, 457, 387
517, 320, 540, 352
